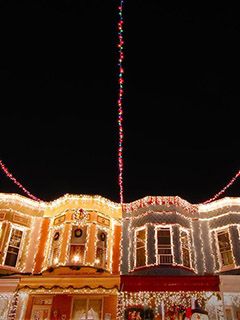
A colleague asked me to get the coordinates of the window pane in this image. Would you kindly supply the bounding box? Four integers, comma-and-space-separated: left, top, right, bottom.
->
71, 226, 87, 244
136, 229, 146, 267
96, 230, 107, 268
70, 245, 85, 264
88, 299, 102, 320
136, 247, 146, 267
9, 229, 22, 248
221, 251, 233, 266
157, 228, 172, 265
217, 231, 234, 266
157, 229, 171, 245
5, 251, 18, 267
72, 299, 87, 320
182, 248, 190, 268
5, 228, 22, 267
218, 232, 231, 251
136, 230, 145, 248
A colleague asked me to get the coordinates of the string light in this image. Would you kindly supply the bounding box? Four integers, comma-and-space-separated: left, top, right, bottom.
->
0, 159, 42, 202
202, 169, 240, 204
117, 0, 125, 204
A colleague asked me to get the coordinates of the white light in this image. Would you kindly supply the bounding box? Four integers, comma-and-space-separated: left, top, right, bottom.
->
73, 255, 80, 263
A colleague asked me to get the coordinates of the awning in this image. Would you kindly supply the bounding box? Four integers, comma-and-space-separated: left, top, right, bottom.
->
121, 275, 220, 292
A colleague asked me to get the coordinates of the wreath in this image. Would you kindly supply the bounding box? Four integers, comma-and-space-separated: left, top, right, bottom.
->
75, 228, 83, 238
99, 232, 106, 241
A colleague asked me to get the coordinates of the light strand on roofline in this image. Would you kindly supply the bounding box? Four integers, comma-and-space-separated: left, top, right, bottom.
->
0, 159, 42, 202
202, 169, 240, 204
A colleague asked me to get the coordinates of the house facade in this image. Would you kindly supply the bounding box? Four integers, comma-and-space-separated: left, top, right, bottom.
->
120, 196, 240, 320
0, 193, 121, 319
0, 193, 240, 319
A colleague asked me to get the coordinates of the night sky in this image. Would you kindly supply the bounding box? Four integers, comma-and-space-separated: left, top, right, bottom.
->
0, 1, 240, 205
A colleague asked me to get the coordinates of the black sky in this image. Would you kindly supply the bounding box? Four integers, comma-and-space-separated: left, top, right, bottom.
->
0, 1, 240, 204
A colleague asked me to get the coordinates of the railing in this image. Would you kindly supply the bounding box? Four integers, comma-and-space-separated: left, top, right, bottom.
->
158, 254, 173, 265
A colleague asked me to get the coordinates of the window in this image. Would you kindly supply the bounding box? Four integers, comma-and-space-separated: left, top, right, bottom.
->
181, 230, 191, 268
95, 230, 107, 268
51, 230, 61, 265
72, 298, 102, 320
30, 297, 52, 320
157, 228, 172, 264
217, 230, 234, 267
69, 226, 87, 264
135, 228, 146, 268
4, 228, 23, 267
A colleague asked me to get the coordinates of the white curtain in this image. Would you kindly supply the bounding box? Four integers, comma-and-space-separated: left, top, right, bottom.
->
87, 308, 99, 320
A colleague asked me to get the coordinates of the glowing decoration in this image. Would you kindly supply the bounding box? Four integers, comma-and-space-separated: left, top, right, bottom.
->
73, 255, 80, 263
202, 169, 240, 204
0, 159, 42, 202
118, 291, 223, 320
19, 286, 119, 295
117, 0, 125, 204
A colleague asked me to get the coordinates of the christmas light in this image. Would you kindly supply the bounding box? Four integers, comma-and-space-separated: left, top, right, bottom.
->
117, 0, 125, 204
201, 169, 240, 204
118, 291, 223, 320
0, 160, 42, 202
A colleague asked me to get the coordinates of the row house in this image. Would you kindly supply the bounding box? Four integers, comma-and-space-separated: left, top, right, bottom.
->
0, 193, 121, 319
0, 193, 240, 319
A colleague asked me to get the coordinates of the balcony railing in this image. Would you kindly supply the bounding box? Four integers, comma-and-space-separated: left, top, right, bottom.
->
158, 254, 173, 265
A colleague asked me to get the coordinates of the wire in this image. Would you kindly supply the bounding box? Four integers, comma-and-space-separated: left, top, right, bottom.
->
0, 159, 42, 202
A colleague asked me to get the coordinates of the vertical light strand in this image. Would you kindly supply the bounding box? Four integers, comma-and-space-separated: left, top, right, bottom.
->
0, 159, 42, 202
117, 0, 125, 204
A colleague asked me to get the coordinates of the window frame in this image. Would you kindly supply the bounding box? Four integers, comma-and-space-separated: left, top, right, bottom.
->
4, 224, 25, 268
95, 227, 108, 269
216, 228, 235, 269
50, 228, 62, 266
134, 226, 147, 269
68, 224, 89, 265
155, 225, 173, 265
71, 296, 103, 320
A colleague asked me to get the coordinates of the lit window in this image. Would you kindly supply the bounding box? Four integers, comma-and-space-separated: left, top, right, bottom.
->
95, 230, 107, 268
157, 228, 172, 265
217, 230, 234, 267
4, 228, 23, 267
72, 298, 102, 320
69, 226, 87, 264
181, 230, 191, 268
135, 228, 146, 268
